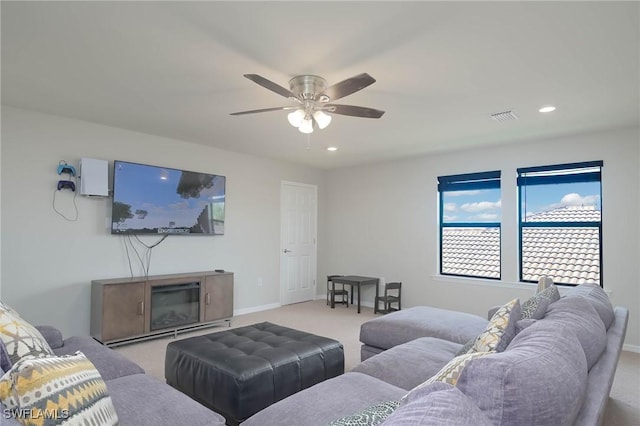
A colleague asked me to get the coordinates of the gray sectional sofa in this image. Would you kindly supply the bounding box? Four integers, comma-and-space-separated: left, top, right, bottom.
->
242, 283, 628, 425
2, 327, 225, 426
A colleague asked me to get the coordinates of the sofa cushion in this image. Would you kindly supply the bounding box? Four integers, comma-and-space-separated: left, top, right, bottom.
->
106, 373, 226, 426
353, 337, 461, 390
544, 296, 607, 370
0, 351, 119, 425
242, 372, 406, 426
456, 320, 588, 426
469, 298, 521, 353
382, 382, 492, 426
360, 306, 488, 350
53, 335, 144, 381
409, 351, 492, 390
574, 306, 628, 425
35, 325, 64, 349
0, 300, 54, 364
564, 283, 615, 329
328, 400, 400, 426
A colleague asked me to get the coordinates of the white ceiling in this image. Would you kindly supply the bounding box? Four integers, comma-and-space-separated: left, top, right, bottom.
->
2, 1, 638, 170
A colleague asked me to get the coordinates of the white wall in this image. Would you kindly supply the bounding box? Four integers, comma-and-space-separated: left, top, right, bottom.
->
325, 127, 640, 349
2, 106, 638, 349
0, 106, 325, 337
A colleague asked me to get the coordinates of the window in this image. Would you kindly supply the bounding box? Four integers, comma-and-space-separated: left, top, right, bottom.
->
438, 171, 501, 279
517, 161, 603, 286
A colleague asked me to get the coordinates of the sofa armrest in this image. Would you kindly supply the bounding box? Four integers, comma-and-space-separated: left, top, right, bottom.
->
487, 305, 501, 320
35, 325, 64, 349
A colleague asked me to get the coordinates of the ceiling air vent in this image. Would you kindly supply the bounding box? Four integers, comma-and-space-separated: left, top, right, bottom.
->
490, 110, 519, 122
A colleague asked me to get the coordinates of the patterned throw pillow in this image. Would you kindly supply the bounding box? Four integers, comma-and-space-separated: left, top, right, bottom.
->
537, 283, 560, 301
328, 400, 400, 426
520, 295, 550, 320
0, 301, 53, 364
536, 276, 555, 293
0, 340, 11, 372
402, 352, 491, 400
520, 283, 560, 321
0, 351, 119, 425
454, 338, 475, 357
469, 298, 521, 353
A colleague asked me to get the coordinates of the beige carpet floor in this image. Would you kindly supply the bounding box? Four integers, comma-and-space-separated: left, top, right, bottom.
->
115, 299, 640, 425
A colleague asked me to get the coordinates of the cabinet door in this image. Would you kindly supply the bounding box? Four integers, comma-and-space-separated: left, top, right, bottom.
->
102, 282, 145, 341
203, 274, 233, 322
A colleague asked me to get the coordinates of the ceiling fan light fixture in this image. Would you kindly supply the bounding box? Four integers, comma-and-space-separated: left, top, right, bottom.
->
313, 110, 332, 129
298, 117, 314, 134
287, 109, 305, 127
231, 73, 385, 135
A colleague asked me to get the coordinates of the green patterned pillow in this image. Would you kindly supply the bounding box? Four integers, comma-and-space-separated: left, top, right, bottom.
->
328, 401, 400, 426
469, 298, 521, 353
0, 351, 119, 425
0, 301, 53, 364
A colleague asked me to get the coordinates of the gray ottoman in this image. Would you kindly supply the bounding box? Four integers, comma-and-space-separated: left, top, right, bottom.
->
360, 306, 489, 361
165, 322, 344, 425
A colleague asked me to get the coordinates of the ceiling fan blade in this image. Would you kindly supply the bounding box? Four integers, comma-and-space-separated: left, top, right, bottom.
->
230, 106, 297, 116
326, 104, 385, 119
323, 73, 376, 102
243, 74, 296, 99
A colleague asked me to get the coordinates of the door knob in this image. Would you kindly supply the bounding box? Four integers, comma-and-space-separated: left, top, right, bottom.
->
283, 249, 292, 253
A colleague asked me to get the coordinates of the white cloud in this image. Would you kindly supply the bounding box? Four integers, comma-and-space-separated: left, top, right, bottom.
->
461, 199, 501, 213
560, 193, 599, 206
443, 215, 457, 221
547, 193, 600, 210
444, 203, 457, 212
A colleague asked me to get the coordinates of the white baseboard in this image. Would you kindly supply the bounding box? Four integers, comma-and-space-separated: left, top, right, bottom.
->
623, 343, 640, 353
234, 303, 281, 316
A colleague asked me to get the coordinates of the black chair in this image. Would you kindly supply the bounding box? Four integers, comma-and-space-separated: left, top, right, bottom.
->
327, 275, 348, 307
374, 282, 402, 314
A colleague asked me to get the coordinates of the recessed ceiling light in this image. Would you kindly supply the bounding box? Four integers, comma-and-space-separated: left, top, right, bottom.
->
327, 147, 338, 152
539, 105, 556, 113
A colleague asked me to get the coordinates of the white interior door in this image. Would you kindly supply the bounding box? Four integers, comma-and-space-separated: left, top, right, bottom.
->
280, 181, 317, 305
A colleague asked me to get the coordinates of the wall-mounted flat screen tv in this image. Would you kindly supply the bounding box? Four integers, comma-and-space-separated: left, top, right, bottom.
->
111, 160, 225, 235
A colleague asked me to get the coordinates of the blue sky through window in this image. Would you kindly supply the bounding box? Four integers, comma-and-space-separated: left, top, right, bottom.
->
521, 181, 601, 220
442, 188, 501, 223
443, 182, 600, 224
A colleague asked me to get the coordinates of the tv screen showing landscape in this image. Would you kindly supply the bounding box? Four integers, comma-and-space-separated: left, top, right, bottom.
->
111, 160, 225, 235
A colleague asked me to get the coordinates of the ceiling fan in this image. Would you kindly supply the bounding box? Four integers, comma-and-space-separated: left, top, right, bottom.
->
230, 73, 385, 133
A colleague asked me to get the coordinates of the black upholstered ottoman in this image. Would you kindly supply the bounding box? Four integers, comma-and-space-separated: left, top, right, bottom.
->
164, 322, 344, 425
